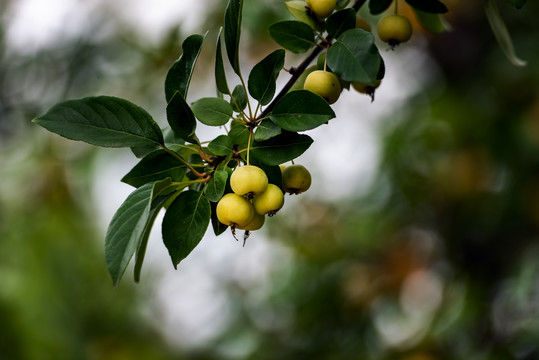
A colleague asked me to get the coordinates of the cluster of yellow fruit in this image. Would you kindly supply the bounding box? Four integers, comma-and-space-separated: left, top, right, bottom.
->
302, 0, 413, 102
216, 164, 312, 240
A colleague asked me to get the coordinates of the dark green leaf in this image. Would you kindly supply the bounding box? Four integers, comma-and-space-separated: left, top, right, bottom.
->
229, 120, 249, 146
248, 49, 285, 106
33, 96, 164, 148
231, 85, 248, 112
270, 90, 335, 132
485, 0, 526, 67
162, 190, 211, 268
121, 150, 187, 188
215, 27, 230, 95
326, 9, 356, 39
165, 33, 207, 103
166, 91, 198, 144
369, 0, 393, 14
224, 0, 243, 75
134, 179, 177, 283
210, 201, 229, 236
327, 29, 381, 85
268, 21, 316, 54
105, 179, 174, 286
405, 0, 448, 13
208, 135, 234, 156
204, 170, 229, 202
191, 97, 233, 126
254, 119, 282, 141
131, 144, 160, 159
251, 132, 313, 166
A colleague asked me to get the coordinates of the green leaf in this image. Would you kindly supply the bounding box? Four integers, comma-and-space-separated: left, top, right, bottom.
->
134, 179, 177, 283
506, 0, 526, 9
231, 85, 248, 112
327, 29, 382, 85
270, 90, 335, 132
162, 190, 211, 268
33, 96, 164, 148
165, 33, 207, 103
369, 0, 393, 15
208, 135, 234, 156
405, 0, 448, 13
166, 91, 198, 144
268, 21, 316, 54
210, 201, 229, 236
224, 0, 243, 75
105, 179, 174, 286
251, 132, 313, 166
485, 0, 527, 67
229, 120, 250, 146
121, 150, 187, 188
248, 49, 286, 106
285, 1, 319, 30
204, 170, 229, 202
326, 9, 356, 39
412, 8, 451, 34
336, 0, 353, 10
191, 97, 234, 126
215, 27, 230, 95
254, 119, 282, 141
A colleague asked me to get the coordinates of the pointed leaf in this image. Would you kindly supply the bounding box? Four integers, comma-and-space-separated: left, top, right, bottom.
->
162, 190, 211, 268
224, 0, 243, 75
326, 9, 356, 39
121, 150, 187, 188
326, 29, 381, 85
485, 0, 527, 67
33, 96, 164, 148
208, 135, 234, 156
166, 91, 199, 144
165, 33, 207, 103
268, 21, 316, 54
251, 132, 313, 166
204, 170, 229, 202
191, 97, 234, 126
270, 90, 335, 132
105, 178, 174, 286
215, 27, 230, 95
254, 119, 282, 141
248, 49, 286, 106
231, 84, 248, 112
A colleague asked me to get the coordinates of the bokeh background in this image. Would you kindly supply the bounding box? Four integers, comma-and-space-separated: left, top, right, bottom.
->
1, 0, 539, 359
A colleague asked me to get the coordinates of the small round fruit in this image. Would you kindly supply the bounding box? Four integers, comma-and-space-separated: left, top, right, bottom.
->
230, 165, 268, 196
282, 164, 312, 194
216, 193, 254, 228
238, 212, 265, 231
304, 70, 342, 104
306, 0, 336, 18
253, 184, 285, 215
377, 14, 412, 47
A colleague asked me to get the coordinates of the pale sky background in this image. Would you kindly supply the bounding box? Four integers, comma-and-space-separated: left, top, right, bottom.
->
6, 0, 439, 349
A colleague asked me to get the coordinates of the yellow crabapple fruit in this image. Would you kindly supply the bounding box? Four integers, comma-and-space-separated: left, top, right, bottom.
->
238, 212, 265, 231
303, 70, 342, 104
377, 14, 412, 47
306, 0, 336, 18
230, 165, 268, 196
282, 164, 312, 194
252, 184, 285, 215
216, 193, 254, 228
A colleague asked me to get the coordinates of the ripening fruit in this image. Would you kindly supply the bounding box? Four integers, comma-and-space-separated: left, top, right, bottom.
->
303, 70, 342, 104
253, 184, 285, 215
306, 0, 336, 18
238, 212, 265, 231
282, 164, 312, 194
377, 14, 412, 47
230, 165, 268, 196
216, 193, 254, 228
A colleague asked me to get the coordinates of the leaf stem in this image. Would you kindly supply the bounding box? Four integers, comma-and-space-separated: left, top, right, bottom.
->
247, 127, 253, 166
159, 144, 206, 178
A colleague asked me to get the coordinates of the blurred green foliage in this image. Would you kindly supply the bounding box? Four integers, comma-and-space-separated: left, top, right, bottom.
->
2, 0, 539, 359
